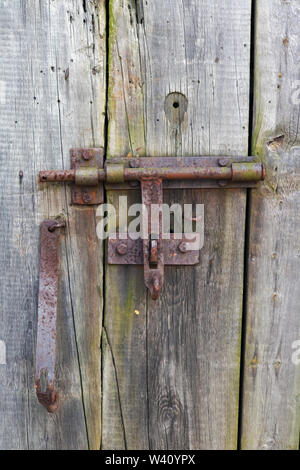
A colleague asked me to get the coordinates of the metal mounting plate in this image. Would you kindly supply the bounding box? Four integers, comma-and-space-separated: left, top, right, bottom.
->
108, 233, 200, 266
71, 148, 104, 205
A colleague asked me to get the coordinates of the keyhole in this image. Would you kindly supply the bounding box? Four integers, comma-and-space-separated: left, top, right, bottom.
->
164, 92, 188, 126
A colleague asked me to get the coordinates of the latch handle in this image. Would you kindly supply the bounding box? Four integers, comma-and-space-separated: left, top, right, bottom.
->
39, 162, 265, 185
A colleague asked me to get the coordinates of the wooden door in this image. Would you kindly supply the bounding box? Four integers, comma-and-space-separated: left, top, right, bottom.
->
0, 0, 299, 450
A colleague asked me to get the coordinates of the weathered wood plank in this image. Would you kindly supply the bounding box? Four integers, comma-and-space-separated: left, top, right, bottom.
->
241, 0, 300, 450
103, 0, 251, 449
0, 0, 105, 449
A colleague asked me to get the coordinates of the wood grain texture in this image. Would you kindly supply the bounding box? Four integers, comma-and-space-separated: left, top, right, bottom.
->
0, 0, 105, 449
241, 0, 300, 450
103, 0, 251, 449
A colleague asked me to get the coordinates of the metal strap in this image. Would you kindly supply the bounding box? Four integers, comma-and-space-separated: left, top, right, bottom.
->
35, 219, 65, 412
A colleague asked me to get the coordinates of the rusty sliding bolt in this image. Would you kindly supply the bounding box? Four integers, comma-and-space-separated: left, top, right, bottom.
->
35, 219, 65, 412
39, 162, 265, 184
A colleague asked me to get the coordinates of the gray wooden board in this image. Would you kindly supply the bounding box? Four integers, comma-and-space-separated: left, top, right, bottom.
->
0, 0, 105, 449
241, 0, 300, 450
102, 0, 251, 449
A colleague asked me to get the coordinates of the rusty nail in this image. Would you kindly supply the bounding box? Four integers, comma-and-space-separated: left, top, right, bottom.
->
116, 243, 128, 256
218, 158, 229, 167
178, 242, 188, 253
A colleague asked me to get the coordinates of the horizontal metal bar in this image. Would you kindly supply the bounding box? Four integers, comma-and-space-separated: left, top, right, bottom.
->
39, 162, 265, 184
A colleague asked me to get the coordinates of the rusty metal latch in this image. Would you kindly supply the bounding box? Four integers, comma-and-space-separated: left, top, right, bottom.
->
36, 150, 264, 412
39, 149, 265, 302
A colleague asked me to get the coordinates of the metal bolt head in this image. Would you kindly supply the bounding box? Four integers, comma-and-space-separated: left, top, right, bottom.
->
218, 158, 229, 167
116, 243, 128, 256
82, 151, 91, 161
82, 192, 92, 203
178, 242, 188, 253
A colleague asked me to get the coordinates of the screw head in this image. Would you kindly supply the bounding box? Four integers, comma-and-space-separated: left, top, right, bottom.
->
218, 158, 229, 167
129, 158, 140, 168
178, 242, 188, 253
82, 192, 92, 203
116, 243, 128, 256
82, 151, 91, 161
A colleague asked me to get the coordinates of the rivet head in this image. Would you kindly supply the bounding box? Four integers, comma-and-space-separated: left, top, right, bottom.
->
129, 158, 140, 168
218, 158, 229, 167
178, 242, 188, 253
116, 243, 128, 256
82, 192, 92, 203
82, 151, 91, 161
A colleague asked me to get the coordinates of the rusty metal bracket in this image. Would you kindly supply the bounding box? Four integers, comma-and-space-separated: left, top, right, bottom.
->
108, 235, 200, 266
109, 232, 199, 300
35, 219, 65, 412
108, 179, 200, 299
